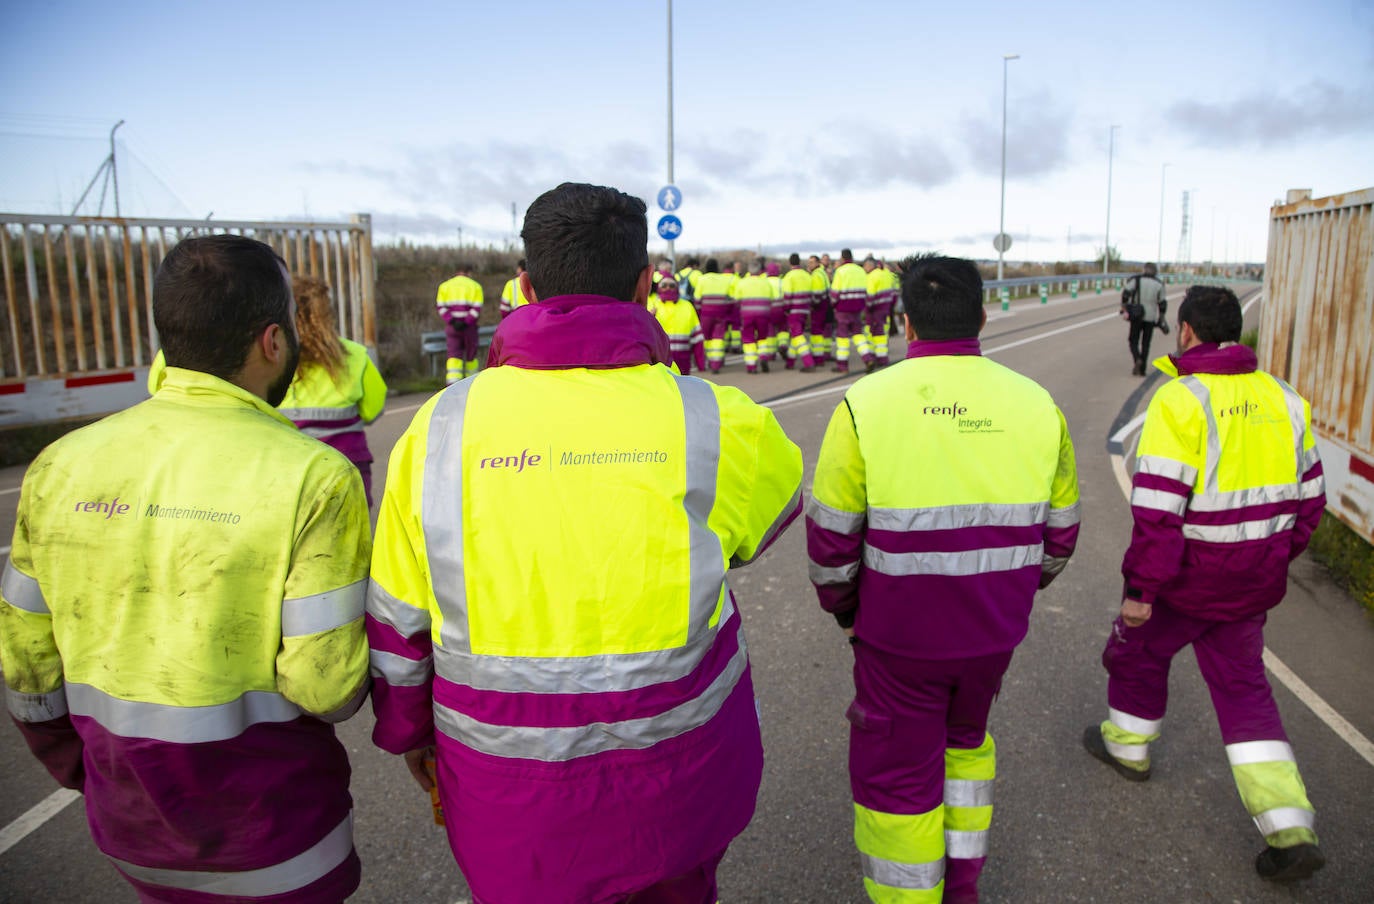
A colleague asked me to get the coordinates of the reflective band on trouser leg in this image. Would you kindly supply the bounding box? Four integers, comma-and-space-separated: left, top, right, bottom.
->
109, 813, 354, 897
705, 338, 726, 368
945, 733, 995, 901
853, 803, 945, 903
1101, 708, 1161, 772
1225, 740, 1318, 846
836, 336, 852, 363
743, 341, 758, 370
464, 358, 479, 378
445, 358, 463, 384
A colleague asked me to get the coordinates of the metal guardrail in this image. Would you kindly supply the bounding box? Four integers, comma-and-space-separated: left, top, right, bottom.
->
421, 326, 498, 376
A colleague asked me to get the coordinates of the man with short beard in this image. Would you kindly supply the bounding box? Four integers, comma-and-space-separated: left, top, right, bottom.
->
1, 234, 372, 903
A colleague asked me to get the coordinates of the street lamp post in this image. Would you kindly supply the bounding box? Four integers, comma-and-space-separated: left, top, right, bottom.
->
997, 53, 1018, 283
1157, 162, 1170, 267
1104, 124, 1119, 276
665, 0, 675, 263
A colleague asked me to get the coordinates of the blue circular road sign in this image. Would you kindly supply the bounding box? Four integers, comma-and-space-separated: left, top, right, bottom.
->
657, 185, 682, 211
657, 215, 683, 240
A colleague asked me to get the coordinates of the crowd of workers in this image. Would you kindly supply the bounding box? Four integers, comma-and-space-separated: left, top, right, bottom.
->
437, 248, 907, 384
1, 180, 1328, 904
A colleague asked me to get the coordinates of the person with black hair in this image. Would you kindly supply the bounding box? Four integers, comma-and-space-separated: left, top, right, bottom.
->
368, 182, 803, 904
1085, 284, 1327, 882
2, 234, 372, 902
1122, 262, 1167, 375
808, 255, 1080, 903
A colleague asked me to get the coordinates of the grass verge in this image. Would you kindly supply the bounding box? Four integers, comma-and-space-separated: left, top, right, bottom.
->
1307, 512, 1374, 613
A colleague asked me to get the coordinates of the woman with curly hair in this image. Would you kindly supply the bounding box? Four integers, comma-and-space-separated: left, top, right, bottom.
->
277, 276, 387, 505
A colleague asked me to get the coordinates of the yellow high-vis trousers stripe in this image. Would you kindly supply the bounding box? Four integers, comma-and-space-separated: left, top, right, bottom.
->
854, 803, 944, 903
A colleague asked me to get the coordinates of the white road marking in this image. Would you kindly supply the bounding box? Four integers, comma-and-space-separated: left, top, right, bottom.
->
0, 789, 81, 857
0, 486, 20, 496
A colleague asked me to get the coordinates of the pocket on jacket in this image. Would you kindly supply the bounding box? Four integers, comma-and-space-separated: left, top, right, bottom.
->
845, 700, 893, 736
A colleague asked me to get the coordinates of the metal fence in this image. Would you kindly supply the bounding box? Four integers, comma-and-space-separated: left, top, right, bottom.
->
1260, 187, 1374, 543
1, 213, 375, 381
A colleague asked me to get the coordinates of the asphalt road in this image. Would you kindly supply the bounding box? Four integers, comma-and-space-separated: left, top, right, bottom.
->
2, 283, 1372, 902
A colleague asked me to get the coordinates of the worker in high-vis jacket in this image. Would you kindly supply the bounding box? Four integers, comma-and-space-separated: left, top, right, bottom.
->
829, 248, 875, 373
694, 257, 738, 374
650, 274, 707, 374
367, 182, 803, 904
0, 235, 371, 903
498, 258, 530, 319
809, 253, 833, 364
277, 275, 387, 506
1084, 285, 1327, 883
732, 257, 779, 373
864, 257, 901, 366
807, 256, 1080, 904
781, 253, 817, 371
435, 262, 484, 383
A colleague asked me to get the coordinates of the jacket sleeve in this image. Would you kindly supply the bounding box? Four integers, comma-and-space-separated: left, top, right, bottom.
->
1291, 400, 1326, 560
1041, 406, 1081, 588
1, 483, 85, 791
358, 353, 388, 424
276, 464, 372, 722
806, 399, 866, 627
713, 386, 803, 569
366, 424, 438, 755
1122, 387, 1202, 604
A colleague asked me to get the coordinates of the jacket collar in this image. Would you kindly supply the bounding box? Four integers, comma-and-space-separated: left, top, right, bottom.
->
904, 337, 982, 359
157, 367, 296, 427
1153, 341, 1257, 378
486, 295, 671, 370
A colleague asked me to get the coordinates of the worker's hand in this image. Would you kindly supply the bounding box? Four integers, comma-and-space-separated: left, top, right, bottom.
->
403, 746, 436, 793
1120, 599, 1153, 628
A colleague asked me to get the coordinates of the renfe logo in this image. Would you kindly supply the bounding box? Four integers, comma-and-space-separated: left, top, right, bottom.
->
73, 497, 131, 519
923, 403, 968, 418
479, 449, 543, 472
1218, 400, 1261, 418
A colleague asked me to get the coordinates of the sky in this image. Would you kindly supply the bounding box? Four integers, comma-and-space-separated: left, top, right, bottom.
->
2, 0, 1372, 267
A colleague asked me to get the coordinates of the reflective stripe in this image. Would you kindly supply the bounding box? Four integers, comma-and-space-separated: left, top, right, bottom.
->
1110, 707, 1163, 737
869, 501, 1048, 532
945, 828, 990, 859
110, 813, 353, 896
298, 424, 363, 441
316, 679, 369, 724
369, 649, 432, 687
435, 636, 748, 762
281, 579, 366, 637
1, 560, 47, 614
809, 560, 859, 585
1046, 501, 1081, 528
366, 580, 432, 639
66, 683, 301, 743
1179, 377, 1220, 495
1041, 555, 1070, 577
859, 853, 944, 890
735, 483, 801, 567
1299, 474, 1325, 501
670, 377, 730, 622
1270, 376, 1309, 478
1226, 739, 1295, 766
276, 406, 357, 423
944, 779, 994, 808
1104, 738, 1149, 762
807, 498, 864, 534
1183, 514, 1296, 543
426, 381, 474, 656
1135, 454, 1198, 486
1187, 484, 1296, 512
1254, 807, 1316, 836
1300, 445, 1320, 474
6, 684, 69, 722
864, 544, 1041, 577
1131, 487, 1189, 516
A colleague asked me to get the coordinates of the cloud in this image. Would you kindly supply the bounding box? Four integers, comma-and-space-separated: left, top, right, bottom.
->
1167, 80, 1374, 148
960, 90, 1075, 179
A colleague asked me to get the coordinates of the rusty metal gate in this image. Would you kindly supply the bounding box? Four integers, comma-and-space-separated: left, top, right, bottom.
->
1, 213, 374, 427
1261, 187, 1374, 544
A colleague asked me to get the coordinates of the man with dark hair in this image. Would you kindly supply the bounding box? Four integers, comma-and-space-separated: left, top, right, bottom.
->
1, 234, 372, 902
808, 255, 1080, 903
1084, 284, 1327, 882
695, 255, 738, 373
368, 182, 803, 904
499, 258, 530, 319
1122, 262, 1167, 375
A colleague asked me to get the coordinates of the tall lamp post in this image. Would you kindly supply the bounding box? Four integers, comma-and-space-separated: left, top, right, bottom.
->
1103, 124, 1120, 276
665, 0, 675, 263
1157, 162, 1170, 267
997, 53, 1018, 282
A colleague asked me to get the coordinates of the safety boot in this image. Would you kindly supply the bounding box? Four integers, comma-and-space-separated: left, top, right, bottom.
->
1255, 843, 1325, 882
1082, 726, 1150, 782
